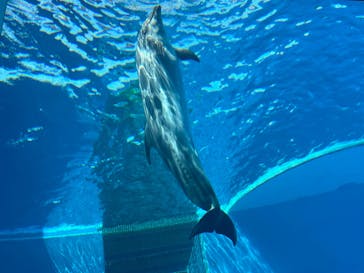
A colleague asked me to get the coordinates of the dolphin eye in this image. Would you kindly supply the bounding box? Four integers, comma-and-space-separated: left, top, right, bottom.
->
141, 27, 147, 35
146, 37, 164, 56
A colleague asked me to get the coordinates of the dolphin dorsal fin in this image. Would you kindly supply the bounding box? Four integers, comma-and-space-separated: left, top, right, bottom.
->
175, 48, 200, 62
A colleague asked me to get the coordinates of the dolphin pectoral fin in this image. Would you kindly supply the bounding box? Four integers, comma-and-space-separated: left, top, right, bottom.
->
175, 48, 200, 62
144, 125, 152, 165
189, 207, 237, 246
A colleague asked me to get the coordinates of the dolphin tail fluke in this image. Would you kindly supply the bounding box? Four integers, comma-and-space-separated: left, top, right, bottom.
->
190, 207, 237, 246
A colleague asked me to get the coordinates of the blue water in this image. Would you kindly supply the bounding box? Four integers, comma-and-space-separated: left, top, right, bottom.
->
1, 0, 364, 272
234, 183, 364, 273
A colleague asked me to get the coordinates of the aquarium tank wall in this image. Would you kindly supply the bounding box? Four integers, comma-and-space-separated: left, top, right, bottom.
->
0, 0, 364, 272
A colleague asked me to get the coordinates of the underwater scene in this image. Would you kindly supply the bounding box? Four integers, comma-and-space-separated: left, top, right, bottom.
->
1, 0, 364, 272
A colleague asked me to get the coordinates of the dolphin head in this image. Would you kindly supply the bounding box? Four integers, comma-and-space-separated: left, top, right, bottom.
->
138, 5, 166, 43
147, 5, 163, 28
137, 5, 172, 60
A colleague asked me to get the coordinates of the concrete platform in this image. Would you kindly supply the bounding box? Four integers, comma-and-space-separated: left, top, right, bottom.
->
102, 215, 198, 273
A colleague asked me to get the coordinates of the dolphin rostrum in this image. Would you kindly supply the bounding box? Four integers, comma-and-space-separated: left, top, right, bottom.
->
136, 5, 237, 246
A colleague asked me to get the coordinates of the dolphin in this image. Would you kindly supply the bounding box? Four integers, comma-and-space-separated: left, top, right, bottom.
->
136, 5, 237, 246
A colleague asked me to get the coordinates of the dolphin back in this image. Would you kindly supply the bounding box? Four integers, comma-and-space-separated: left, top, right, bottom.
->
190, 207, 237, 246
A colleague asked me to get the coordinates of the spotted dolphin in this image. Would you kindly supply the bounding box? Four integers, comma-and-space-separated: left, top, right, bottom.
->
136, 5, 237, 245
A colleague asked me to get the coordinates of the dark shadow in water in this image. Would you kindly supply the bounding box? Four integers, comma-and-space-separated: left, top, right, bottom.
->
0, 80, 83, 227
233, 182, 364, 273
0, 239, 55, 273
231, 145, 364, 273
232, 145, 364, 211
